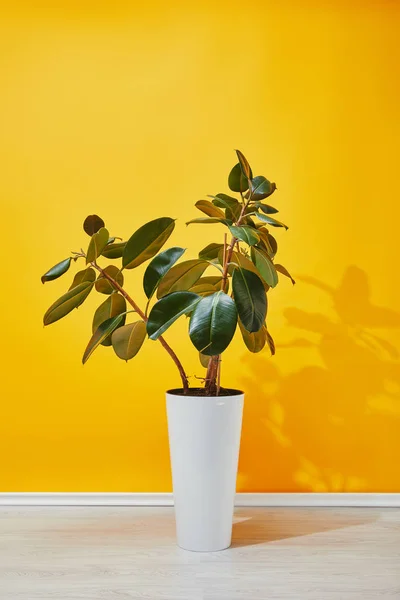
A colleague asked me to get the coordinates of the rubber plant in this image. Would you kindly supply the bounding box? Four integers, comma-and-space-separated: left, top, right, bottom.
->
42, 150, 294, 395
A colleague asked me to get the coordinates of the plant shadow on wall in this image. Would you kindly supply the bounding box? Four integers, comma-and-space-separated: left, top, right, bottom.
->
238, 265, 400, 493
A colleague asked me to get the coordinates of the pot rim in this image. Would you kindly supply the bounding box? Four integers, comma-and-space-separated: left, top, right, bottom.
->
166, 387, 244, 397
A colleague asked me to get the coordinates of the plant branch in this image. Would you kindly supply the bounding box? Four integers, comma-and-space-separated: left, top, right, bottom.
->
91, 261, 189, 393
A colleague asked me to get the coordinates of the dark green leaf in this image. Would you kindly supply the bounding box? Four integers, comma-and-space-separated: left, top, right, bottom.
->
249, 176, 276, 201
147, 291, 201, 340
83, 214, 105, 236
256, 213, 288, 229
111, 321, 147, 361
92, 293, 127, 346
83, 313, 125, 364
43, 281, 94, 326
195, 200, 225, 219
102, 242, 126, 259
157, 259, 208, 298
239, 319, 267, 353
143, 247, 185, 300
228, 163, 250, 193
275, 263, 296, 284
251, 246, 278, 287
235, 149, 253, 180
211, 194, 242, 220
198, 243, 224, 261
86, 227, 110, 264
229, 225, 260, 246
41, 258, 71, 284
232, 268, 267, 333
95, 265, 124, 295
255, 201, 279, 214
69, 267, 96, 290
123, 217, 175, 270
189, 291, 238, 355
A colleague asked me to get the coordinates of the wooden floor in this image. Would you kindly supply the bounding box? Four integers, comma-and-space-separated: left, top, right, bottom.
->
0, 507, 399, 599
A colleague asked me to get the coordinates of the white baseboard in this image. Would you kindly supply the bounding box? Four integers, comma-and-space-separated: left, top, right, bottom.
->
0, 493, 399, 507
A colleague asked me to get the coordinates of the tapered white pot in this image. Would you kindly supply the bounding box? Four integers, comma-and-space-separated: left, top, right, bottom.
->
166, 389, 244, 552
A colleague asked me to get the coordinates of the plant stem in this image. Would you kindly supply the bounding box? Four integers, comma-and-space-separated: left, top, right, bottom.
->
91, 262, 189, 393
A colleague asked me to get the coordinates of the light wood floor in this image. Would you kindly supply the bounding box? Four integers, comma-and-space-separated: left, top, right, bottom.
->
0, 507, 399, 599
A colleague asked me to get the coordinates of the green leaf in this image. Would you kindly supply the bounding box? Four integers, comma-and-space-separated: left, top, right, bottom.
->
92, 293, 127, 346
82, 313, 125, 364
255, 201, 278, 214
249, 176, 276, 201
229, 225, 260, 246
157, 259, 208, 298
102, 242, 126, 259
219, 249, 257, 274
235, 149, 253, 180
111, 321, 147, 361
189, 283, 217, 296
86, 227, 110, 264
83, 214, 105, 236
251, 246, 278, 288
43, 281, 94, 326
69, 267, 96, 290
239, 319, 267, 353
189, 291, 238, 355
123, 217, 175, 270
95, 265, 124, 295
147, 291, 201, 340
256, 213, 288, 229
211, 194, 242, 220
41, 258, 71, 284
232, 268, 267, 333
228, 163, 250, 193
195, 200, 225, 219
199, 243, 224, 261
143, 247, 185, 300
199, 352, 210, 368
275, 263, 296, 285
190, 276, 228, 295
186, 217, 231, 226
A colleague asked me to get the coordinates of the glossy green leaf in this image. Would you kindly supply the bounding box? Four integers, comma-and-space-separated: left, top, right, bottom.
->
157, 259, 208, 298
86, 227, 110, 264
255, 201, 279, 214
69, 267, 96, 290
249, 176, 275, 201
43, 281, 94, 326
123, 217, 175, 270
199, 352, 210, 368
92, 293, 127, 346
41, 258, 71, 284
229, 225, 260, 246
195, 200, 225, 219
101, 242, 126, 259
95, 265, 124, 295
251, 246, 278, 288
211, 194, 242, 221
143, 247, 185, 300
239, 319, 267, 353
189, 283, 217, 296
228, 163, 250, 193
236, 149, 252, 180
219, 249, 258, 275
83, 214, 105, 236
189, 291, 238, 355
256, 213, 288, 229
275, 263, 296, 284
199, 243, 224, 261
147, 291, 201, 340
111, 321, 147, 361
83, 313, 125, 364
186, 217, 231, 226
232, 268, 267, 333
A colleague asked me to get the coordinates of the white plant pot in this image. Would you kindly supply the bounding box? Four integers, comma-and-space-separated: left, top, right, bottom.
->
166, 388, 244, 552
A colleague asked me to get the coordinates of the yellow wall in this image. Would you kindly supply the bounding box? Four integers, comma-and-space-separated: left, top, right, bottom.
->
1, 0, 399, 492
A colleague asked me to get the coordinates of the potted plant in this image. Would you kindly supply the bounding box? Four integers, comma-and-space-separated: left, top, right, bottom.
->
41, 150, 293, 551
